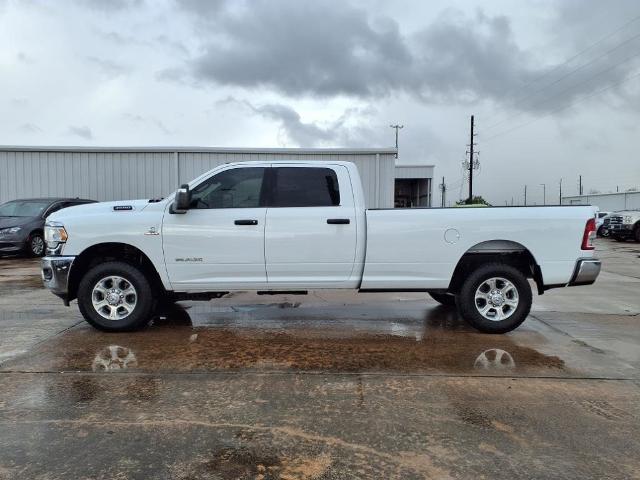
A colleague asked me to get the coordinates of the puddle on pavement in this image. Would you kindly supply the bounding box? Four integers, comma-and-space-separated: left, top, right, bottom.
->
1, 303, 565, 375
0, 276, 44, 294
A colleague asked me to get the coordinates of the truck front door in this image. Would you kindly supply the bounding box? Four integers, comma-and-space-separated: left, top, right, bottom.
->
162, 166, 268, 290
264, 165, 358, 288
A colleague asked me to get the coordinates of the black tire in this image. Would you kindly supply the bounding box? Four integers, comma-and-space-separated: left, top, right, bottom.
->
77, 261, 154, 332
28, 232, 45, 257
455, 263, 532, 334
429, 292, 457, 307
634, 224, 640, 243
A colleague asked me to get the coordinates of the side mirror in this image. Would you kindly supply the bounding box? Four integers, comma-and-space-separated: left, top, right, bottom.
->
170, 184, 191, 214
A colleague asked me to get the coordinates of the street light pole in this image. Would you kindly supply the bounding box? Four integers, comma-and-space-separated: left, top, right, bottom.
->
540, 183, 546, 205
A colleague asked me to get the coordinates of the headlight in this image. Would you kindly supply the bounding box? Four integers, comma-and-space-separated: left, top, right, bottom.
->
0, 226, 21, 235
44, 222, 68, 244
624, 215, 633, 224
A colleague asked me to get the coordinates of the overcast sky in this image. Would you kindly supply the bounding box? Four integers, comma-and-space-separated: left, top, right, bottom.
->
1, 0, 639, 205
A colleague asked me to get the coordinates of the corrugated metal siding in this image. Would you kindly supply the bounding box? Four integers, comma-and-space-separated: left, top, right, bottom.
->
394, 165, 434, 179
0, 148, 397, 208
562, 192, 640, 211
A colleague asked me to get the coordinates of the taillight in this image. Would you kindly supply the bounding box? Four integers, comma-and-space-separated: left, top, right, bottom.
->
581, 218, 596, 250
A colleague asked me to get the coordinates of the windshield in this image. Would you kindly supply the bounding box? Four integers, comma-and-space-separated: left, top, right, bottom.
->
0, 200, 51, 217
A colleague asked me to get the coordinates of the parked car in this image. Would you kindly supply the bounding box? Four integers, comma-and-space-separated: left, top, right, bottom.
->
608, 210, 640, 242
42, 161, 600, 334
0, 198, 97, 257
595, 211, 611, 237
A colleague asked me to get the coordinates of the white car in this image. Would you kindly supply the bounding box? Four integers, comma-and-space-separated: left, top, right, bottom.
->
595, 211, 611, 236
42, 161, 600, 334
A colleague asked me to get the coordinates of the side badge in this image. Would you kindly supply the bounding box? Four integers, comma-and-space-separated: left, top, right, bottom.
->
145, 226, 160, 236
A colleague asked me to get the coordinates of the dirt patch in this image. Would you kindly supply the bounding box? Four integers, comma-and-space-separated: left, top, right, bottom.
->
3, 324, 565, 375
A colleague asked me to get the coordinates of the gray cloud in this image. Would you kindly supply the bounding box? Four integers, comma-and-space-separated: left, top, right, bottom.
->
219, 97, 379, 147
18, 123, 42, 134
76, 0, 144, 11
85, 56, 128, 77
67, 125, 93, 140
10, 98, 29, 108
175, 1, 640, 115
122, 113, 173, 135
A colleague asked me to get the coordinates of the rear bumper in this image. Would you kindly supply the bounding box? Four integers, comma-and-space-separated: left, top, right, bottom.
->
41, 256, 75, 305
568, 258, 601, 286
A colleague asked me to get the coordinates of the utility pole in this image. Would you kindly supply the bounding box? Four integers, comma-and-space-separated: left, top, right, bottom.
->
579, 175, 583, 196
389, 124, 403, 158
559, 178, 563, 205
467, 115, 476, 204
439, 176, 446, 208
524, 185, 527, 206
540, 183, 546, 205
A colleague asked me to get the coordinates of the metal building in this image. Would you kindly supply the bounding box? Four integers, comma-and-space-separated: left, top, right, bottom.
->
394, 164, 434, 207
562, 192, 640, 211
0, 146, 401, 208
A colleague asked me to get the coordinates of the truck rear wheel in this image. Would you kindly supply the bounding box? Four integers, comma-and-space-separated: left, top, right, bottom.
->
456, 263, 532, 334
429, 292, 457, 307
77, 261, 154, 331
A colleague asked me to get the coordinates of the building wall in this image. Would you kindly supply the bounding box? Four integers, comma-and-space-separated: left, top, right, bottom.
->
562, 192, 640, 211
393, 165, 434, 208
0, 147, 396, 208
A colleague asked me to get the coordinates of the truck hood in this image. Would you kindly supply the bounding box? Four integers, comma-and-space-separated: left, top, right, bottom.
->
48, 199, 156, 223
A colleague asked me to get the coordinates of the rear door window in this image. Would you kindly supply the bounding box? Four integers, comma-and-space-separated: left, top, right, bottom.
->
271, 167, 340, 207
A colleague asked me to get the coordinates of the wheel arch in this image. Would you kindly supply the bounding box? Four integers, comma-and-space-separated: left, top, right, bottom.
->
448, 240, 544, 295
68, 242, 166, 303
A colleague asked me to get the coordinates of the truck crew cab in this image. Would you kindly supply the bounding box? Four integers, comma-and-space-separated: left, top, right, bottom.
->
42, 161, 601, 333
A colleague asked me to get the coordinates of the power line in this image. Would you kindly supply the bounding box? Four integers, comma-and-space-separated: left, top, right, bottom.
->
484, 46, 640, 132
482, 68, 640, 143
485, 28, 640, 130
482, 12, 640, 124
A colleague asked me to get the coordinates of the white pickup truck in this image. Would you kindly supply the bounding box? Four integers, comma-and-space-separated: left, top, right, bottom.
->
42, 161, 600, 333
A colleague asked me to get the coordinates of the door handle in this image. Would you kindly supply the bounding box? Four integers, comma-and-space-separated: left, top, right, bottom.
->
327, 218, 350, 225
234, 219, 258, 225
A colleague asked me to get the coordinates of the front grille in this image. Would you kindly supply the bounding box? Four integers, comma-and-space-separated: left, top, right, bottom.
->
609, 215, 623, 225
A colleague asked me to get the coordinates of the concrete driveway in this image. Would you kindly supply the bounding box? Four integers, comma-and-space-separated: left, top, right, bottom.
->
0, 239, 639, 479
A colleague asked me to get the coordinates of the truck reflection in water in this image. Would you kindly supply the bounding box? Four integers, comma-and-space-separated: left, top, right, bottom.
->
474, 348, 516, 370
91, 345, 138, 371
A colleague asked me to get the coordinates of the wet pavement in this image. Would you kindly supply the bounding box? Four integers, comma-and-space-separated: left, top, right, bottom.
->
1, 239, 640, 479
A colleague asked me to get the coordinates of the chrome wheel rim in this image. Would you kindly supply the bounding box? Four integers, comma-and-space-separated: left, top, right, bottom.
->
91, 276, 137, 321
31, 236, 44, 255
474, 277, 519, 322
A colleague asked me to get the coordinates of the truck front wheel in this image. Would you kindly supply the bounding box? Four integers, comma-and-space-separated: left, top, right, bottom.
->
77, 261, 154, 331
456, 263, 532, 334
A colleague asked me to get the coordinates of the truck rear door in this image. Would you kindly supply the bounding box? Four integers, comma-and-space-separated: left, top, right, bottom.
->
264, 165, 358, 287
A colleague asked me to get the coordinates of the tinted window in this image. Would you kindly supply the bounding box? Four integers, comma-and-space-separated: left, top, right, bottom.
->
190, 167, 265, 209
272, 167, 340, 207
0, 200, 50, 217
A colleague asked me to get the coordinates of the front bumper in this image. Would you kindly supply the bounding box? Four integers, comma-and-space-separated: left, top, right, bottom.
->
608, 223, 634, 236
0, 240, 27, 254
41, 256, 75, 305
568, 258, 601, 286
